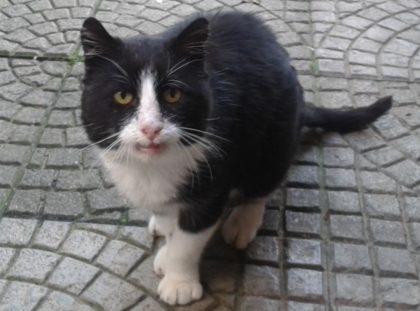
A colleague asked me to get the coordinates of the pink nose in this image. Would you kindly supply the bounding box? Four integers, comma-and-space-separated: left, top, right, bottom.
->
141, 125, 162, 140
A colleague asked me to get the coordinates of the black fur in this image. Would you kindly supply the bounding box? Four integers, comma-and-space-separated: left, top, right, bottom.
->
80, 12, 391, 233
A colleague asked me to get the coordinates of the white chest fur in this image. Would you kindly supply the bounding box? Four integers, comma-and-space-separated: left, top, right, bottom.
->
101, 145, 206, 212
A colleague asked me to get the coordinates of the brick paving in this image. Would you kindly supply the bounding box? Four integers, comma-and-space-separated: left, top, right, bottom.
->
0, 0, 419, 310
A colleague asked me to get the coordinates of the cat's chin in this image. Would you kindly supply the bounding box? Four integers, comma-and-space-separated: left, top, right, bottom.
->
135, 142, 167, 156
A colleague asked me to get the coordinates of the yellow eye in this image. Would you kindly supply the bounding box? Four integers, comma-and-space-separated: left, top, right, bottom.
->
162, 88, 182, 104
114, 91, 134, 105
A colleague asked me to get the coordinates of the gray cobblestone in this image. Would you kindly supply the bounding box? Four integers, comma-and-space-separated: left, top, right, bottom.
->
242, 265, 280, 297
286, 211, 321, 236
334, 243, 372, 273
0, 218, 37, 245
0, 281, 48, 310
8, 189, 43, 214
330, 215, 365, 241
82, 272, 144, 311
47, 257, 99, 294
96, 240, 145, 276
33, 221, 71, 250
370, 219, 406, 246
238, 297, 281, 311
8, 248, 60, 282
287, 238, 322, 267
287, 268, 323, 298
379, 278, 420, 306
336, 273, 374, 303
61, 229, 107, 261
37, 291, 95, 311
246, 236, 279, 264
44, 192, 84, 216
376, 247, 417, 276
0, 248, 16, 274
327, 191, 360, 213
364, 194, 400, 218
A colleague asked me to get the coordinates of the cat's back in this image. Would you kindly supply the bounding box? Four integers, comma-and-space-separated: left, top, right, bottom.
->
205, 11, 289, 68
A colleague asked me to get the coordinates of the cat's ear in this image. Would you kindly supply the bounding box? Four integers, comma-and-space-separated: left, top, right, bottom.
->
81, 17, 118, 55
172, 17, 209, 58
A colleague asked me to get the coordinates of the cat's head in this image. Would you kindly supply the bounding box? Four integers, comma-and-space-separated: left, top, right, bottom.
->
80, 17, 211, 162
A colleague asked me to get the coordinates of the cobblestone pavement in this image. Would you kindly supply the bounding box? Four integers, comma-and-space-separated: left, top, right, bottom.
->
0, 0, 420, 310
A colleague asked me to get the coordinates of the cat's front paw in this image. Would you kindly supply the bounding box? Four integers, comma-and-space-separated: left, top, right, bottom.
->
157, 276, 203, 305
148, 215, 163, 237
153, 244, 167, 276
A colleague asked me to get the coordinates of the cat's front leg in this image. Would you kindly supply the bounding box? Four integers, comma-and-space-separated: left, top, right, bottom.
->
157, 221, 219, 305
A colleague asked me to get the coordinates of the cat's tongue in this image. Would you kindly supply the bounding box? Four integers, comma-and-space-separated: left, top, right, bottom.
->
136, 142, 165, 155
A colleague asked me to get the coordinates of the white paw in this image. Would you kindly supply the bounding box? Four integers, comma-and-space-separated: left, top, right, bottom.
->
222, 219, 258, 249
157, 276, 203, 305
148, 215, 163, 237
153, 244, 167, 276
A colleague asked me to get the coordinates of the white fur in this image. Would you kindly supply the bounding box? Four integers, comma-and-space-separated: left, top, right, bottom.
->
154, 216, 219, 305
222, 198, 266, 249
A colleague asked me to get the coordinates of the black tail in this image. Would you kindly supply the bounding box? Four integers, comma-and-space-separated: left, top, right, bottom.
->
304, 96, 392, 133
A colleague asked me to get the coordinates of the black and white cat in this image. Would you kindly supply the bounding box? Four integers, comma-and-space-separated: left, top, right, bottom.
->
80, 11, 391, 305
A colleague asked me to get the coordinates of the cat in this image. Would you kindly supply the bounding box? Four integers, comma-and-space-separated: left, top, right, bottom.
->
80, 11, 391, 305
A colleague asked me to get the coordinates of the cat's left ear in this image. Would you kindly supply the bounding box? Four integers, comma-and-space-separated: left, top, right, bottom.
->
172, 17, 209, 58
81, 17, 119, 55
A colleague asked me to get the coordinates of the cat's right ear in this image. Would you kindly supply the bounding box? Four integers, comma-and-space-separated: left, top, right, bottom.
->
81, 17, 118, 55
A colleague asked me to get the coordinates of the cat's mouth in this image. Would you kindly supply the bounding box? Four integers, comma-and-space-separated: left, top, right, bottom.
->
135, 142, 166, 156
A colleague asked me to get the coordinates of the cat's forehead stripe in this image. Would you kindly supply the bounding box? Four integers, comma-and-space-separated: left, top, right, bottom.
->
138, 68, 161, 123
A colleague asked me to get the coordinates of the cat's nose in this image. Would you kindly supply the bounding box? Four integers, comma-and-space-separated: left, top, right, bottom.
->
141, 125, 163, 141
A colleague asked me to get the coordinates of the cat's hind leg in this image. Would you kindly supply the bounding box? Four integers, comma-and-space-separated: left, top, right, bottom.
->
222, 198, 266, 249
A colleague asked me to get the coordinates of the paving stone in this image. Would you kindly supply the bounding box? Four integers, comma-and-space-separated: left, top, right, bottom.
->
82, 272, 144, 311
8, 248, 60, 282
334, 243, 372, 273
8, 189, 43, 214
286, 188, 320, 208
0, 218, 37, 245
286, 211, 321, 236
242, 265, 280, 297
238, 297, 282, 311
370, 219, 406, 245
87, 188, 127, 211
287, 268, 323, 298
37, 291, 95, 311
0, 247, 16, 274
288, 301, 326, 311
379, 278, 420, 306
96, 239, 145, 277
364, 194, 400, 218
330, 215, 365, 241
363, 146, 404, 167
202, 260, 240, 293
327, 191, 360, 213
261, 209, 280, 232
20, 169, 56, 188
336, 273, 374, 303
0, 165, 17, 187
56, 169, 102, 190
323, 147, 354, 167
128, 255, 160, 293
410, 223, 420, 250
119, 226, 153, 250
46, 148, 82, 168
404, 196, 420, 221
47, 257, 99, 295
0, 281, 48, 311
246, 236, 279, 264
386, 160, 420, 187
287, 238, 322, 267
376, 247, 417, 276
360, 171, 396, 193
325, 168, 356, 189
40, 128, 64, 146
287, 165, 319, 186
44, 192, 84, 217
130, 297, 165, 311
33, 220, 71, 250
0, 144, 30, 164
60, 229, 107, 261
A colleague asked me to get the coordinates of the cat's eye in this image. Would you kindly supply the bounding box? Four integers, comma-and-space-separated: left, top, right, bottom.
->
114, 91, 134, 105
162, 88, 182, 104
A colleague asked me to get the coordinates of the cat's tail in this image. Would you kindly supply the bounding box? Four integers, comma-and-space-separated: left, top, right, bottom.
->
303, 96, 392, 133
